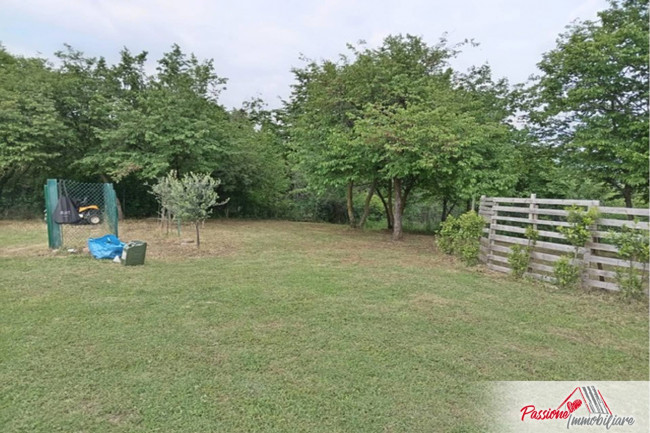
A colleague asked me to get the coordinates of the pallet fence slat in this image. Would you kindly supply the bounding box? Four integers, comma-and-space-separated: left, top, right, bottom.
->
492, 197, 598, 206
587, 280, 620, 292
589, 255, 647, 271
494, 206, 569, 217
489, 254, 508, 264
596, 218, 649, 230
589, 243, 618, 253
529, 262, 555, 274
588, 268, 618, 279
493, 224, 566, 240
598, 207, 650, 217
479, 196, 649, 294
492, 234, 577, 253
490, 244, 512, 255
529, 251, 563, 263
494, 215, 571, 227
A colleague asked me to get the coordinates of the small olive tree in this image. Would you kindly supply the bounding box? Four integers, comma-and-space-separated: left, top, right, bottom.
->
151, 171, 228, 248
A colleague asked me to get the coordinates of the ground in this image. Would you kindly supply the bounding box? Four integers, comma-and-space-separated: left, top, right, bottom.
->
0, 219, 647, 432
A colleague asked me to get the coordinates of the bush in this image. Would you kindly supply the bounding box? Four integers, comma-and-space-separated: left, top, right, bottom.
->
508, 244, 530, 279
508, 226, 539, 279
558, 205, 599, 259
554, 255, 580, 289
437, 211, 485, 266
609, 225, 649, 300
438, 215, 460, 254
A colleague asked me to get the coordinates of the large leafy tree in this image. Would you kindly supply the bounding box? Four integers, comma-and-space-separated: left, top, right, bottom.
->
0, 47, 71, 211
527, 0, 649, 207
289, 35, 517, 239
78, 45, 230, 182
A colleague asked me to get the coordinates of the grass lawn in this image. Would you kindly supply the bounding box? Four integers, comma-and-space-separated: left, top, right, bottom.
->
0, 219, 648, 432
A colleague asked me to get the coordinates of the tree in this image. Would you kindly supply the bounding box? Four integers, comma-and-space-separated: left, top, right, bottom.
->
215, 104, 290, 218
289, 35, 517, 239
287, 59, 369, 228
0, 46, 71, 213
527, 0, 649, 207
78, 45, 230, 182
151, 171, 228, 248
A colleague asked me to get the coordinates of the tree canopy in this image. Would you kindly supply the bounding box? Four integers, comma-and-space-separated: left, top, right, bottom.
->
288, 35, 519, 239
0, 0, 646, 232
526, 0, 649, 207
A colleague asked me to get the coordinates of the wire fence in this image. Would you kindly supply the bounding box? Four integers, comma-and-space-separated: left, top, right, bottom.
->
45, 179, 119, 249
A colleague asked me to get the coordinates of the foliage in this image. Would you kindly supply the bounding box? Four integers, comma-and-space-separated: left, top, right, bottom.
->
455, 211, 486, 266
526, 0, 649, 207
609, 225, 649, 299
438, 215, 460, 254
0, 46, 72, 214
553, 255, 581, 289
289, 35, 518, 239
437, 211, 485, 265
558, 206, 599, 258
151, 171, 228, 247
508, 245, 530, 279
0, 44, 289, 219
508, 227, 539, 279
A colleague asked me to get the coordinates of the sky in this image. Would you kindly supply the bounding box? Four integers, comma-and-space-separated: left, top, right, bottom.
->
0, 0, 610, 109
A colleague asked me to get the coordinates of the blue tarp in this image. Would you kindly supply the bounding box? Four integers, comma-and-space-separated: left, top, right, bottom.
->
88, 234, 124, 259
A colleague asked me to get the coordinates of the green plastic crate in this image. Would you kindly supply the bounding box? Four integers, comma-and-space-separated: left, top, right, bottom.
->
121, 241, 147, 266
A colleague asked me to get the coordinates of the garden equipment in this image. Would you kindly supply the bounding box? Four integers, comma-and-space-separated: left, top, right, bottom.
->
121, 241, 147, 266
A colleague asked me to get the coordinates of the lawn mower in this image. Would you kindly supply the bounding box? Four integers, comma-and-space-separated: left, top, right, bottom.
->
74, 197, 102, 225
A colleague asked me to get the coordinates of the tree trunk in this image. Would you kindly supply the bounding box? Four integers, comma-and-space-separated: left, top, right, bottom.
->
376, 186, 393, 229
195, 222, 200, 249
623, 184, 634, 220
359, 179, 377, 229
392, 178, 403, 241
346, 181, 356, 228
441, 198, 448, 222
623, 184, 633, 208
387, 179, 394, 228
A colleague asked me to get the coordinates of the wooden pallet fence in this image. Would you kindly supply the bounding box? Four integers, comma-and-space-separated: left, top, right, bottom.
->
478, 195, 649, 292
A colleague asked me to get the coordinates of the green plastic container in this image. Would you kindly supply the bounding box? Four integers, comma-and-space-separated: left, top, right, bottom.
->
121, 240, 147, 266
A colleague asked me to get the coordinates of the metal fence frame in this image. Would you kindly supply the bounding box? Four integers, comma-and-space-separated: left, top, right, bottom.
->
44, 178, 119, 249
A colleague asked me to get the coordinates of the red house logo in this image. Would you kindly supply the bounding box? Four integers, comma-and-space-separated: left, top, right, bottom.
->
520, 384, 636, 429
556, 386, 612, 416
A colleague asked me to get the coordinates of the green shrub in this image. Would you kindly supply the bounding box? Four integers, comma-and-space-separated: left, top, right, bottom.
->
554, 255, 580, 289
438, 215, 460, 255
509, 244, 530, 279
558, 205, 599, 259
508, 226, 539, 279
609, 225, 649, 300
456, 211, 486, 266
437, 211, 485, 266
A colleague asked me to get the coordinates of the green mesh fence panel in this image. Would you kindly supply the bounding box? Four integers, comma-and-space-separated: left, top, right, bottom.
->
103, 183, 119, 237
45, 179, 62, 249
46, 179, 119, 249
